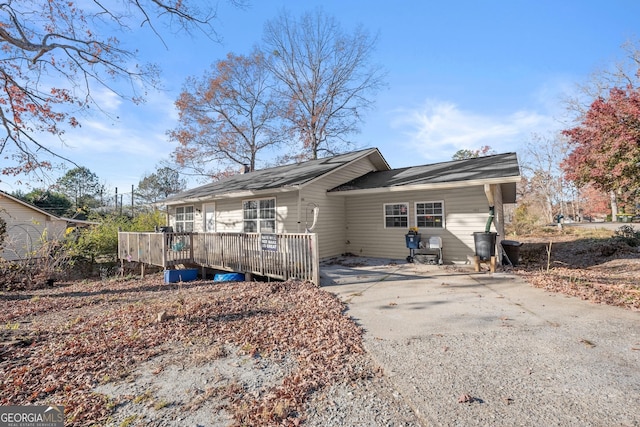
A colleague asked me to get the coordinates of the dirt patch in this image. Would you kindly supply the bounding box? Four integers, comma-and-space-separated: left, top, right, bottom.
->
0, 278, 373, 426
512, 228, 640, 310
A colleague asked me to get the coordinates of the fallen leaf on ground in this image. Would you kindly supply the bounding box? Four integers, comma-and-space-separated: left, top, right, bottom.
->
458, 394, 475, 403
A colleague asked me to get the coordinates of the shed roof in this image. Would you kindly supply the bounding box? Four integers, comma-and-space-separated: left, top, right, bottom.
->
162, 148, 389, 205
329, 152, 521, 194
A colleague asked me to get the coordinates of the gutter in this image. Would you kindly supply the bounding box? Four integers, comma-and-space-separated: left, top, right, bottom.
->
326, 176, 521, 196
161, 186, 300, 206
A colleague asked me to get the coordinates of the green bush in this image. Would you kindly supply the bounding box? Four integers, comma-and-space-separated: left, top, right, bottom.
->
132, 209, 166, 232
66, 211, 166, 263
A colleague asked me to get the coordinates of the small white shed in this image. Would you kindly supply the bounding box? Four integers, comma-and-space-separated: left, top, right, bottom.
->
0, 191, 69, 261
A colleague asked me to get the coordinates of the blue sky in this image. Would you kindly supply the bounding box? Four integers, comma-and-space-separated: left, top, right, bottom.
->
2, 0, 639, 195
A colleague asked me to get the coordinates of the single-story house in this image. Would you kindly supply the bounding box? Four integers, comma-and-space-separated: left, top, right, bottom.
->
160, 148, 520, 263
0, 190, 84, 261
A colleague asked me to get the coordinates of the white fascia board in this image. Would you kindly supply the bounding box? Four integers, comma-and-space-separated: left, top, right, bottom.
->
326, 176, 521, 196
163, 186, 300, 206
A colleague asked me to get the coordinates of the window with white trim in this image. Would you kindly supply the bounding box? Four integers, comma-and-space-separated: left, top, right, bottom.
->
175, 206, 194, 232
416, 201, 444, 228
243, 198, 276, 233
384, 203, 409, 228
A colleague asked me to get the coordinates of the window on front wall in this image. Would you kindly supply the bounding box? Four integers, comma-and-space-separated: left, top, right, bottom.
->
384, 203, 408, 228
416, 201, 444, 228
243, 198, 276, 233
175, 206, 194, 232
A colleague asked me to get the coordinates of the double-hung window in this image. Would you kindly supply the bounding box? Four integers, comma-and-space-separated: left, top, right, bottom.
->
243, 198, 276, 233
384, 203, 409, 228
416, 201, 444, 228
175, 206, 194, 232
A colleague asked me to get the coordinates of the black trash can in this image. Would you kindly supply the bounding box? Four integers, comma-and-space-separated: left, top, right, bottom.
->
473, 232, 497, 261
501, 240, 523, 266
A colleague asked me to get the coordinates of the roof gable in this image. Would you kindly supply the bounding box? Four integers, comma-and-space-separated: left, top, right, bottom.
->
329, 152, 521, 192
0, 190, 61, 219
163, 148, 389, 204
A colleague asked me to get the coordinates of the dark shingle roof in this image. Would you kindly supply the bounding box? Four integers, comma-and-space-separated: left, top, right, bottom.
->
162, 148, 387, 204
329, 152, 520, 192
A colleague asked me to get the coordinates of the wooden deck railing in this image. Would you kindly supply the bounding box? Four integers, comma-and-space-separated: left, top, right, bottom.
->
117, 231, 320, 285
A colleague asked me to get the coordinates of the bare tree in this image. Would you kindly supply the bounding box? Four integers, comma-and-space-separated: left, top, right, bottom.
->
168, 50, 284, 179
0, 0, 245, 178
262, 9, 386, 159
519, 133, 574, 223
565, 39, 640, 118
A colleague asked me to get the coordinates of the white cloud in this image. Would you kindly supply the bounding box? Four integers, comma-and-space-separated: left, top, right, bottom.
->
390, 99, 557, 162
0, 86, 181, 193
89, 87, 123, 113
63, 86, 177, 156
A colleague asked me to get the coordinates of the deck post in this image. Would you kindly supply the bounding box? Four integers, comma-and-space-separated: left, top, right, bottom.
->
189, 233, 194, 261
161, 232, 167, 269
260, 234, 264, 276
310, 233, 320, 286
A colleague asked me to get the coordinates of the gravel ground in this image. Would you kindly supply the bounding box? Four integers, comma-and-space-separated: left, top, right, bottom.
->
304, 372, 420, 427
95, 314, 640, 427
367, 328, 640, 427
95, 344, 299, 426
321, 267, 640, 427
95, 344, 424, 427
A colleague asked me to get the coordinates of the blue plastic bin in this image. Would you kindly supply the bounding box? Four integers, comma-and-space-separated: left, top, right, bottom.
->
214, 273, 245, 282
405, 233, 421, 249
164, 268, 198, 283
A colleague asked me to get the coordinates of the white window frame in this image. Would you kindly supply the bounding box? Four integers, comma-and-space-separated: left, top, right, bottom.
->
415, 200, 445, 228
243, 198, 276, 233
175, 205, 194, 232
383, 203, 409, 228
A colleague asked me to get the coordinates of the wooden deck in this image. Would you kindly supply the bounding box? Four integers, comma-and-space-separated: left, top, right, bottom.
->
117, 231, 320, 285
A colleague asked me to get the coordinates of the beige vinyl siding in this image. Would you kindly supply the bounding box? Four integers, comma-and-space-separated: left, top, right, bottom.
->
0, 195, 66, 261
46, 220, 68, 240
207, 199, 241, 232
299, 156, 379, 259
343, 185, 494, 262
164, 153, 381, 259
173, 192, 301, 234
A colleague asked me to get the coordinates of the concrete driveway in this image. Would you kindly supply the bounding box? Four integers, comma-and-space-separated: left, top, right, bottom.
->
320, 258, 640, 426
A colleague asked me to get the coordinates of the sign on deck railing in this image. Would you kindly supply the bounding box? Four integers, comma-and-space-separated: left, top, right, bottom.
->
260, 233, 278, 251
117, 231, 319, 285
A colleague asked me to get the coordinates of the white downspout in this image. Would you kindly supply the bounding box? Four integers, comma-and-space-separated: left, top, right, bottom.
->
296, 185, 302, 233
